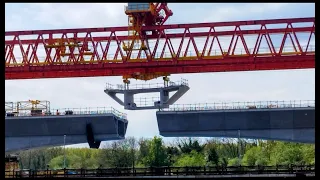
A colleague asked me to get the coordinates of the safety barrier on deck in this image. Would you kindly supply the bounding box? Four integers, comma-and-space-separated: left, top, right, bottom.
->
161, 100, 315, 112
5, 107, 127, 119
105, 78, 189, 90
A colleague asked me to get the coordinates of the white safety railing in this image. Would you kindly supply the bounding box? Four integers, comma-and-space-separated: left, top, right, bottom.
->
105, 78, 188, 90
162, 100, 315, 112
6, 107, 127, 119
134, 97, 161, 107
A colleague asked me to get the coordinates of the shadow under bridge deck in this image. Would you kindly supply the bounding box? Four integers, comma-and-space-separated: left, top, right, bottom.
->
156, 100, 315, 143
5, 107, 128, 152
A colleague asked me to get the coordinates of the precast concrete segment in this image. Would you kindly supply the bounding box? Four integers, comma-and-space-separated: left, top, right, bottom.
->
5, 114, 128, 152
156, 108, 315, 143
105, 81, 190, 110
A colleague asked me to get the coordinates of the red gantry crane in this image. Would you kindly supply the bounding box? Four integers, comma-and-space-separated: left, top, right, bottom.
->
5, 3, 315, 81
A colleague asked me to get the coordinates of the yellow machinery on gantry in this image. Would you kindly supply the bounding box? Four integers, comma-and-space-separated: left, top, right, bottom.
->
122, 3, 173, 82
44, 38, 93, 58
5, 100, 50, 116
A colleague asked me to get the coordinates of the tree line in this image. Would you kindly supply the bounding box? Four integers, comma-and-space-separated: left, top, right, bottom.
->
16, 137, 315, 170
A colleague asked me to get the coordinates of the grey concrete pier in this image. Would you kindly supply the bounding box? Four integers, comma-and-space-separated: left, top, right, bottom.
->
5, 111, 128, 152
105, 79, 190, 110
157, 101, 315, 143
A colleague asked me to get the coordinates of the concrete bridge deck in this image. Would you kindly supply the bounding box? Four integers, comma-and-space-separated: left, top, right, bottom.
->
157, 100, 315, 143
5, 107, 128, 152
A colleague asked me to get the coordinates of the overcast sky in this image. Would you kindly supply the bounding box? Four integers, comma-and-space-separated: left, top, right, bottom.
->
5, 3, 315, 147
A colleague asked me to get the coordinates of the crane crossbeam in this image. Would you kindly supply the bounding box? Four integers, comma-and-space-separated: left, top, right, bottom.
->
5, 17, 315, 80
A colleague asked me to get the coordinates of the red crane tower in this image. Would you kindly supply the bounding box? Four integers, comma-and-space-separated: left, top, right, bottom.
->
5, 3, 315, 81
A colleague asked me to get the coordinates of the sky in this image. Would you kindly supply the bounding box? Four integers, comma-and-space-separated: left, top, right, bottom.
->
5, 3, 315, 147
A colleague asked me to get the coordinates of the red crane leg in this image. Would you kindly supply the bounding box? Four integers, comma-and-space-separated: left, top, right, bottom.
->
5, 17, 315, 80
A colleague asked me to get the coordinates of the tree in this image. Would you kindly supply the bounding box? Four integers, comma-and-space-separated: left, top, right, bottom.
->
301, 144, 315, 165
126, 137, 137, 168
13, 136, 315, 169
255, 158, 268, 166
174, 150, 206, 167
177, 138, 204, 154
49, 155, 82, 169
242, 145, 270, 166
97, 148, 112, 167
166, 146, 180, 166
18, 149, 48, 170
228, 158, 241, 166
104, 140, 135, 167
166, 146, 180, 157
219, 157, 228, 167
270, 142, 305, 165
205, 145, 219, 166
145, 136, 168, 167
137, 138, 150, 165
242, 146, 260, 166
215, 138, 238, 159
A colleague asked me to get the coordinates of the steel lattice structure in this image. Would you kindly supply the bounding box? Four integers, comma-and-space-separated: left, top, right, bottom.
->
5, 17, 315, 80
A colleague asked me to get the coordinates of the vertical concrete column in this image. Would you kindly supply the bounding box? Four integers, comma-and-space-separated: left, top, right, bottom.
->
124, 92, 135, 108
160, 90, 169, 105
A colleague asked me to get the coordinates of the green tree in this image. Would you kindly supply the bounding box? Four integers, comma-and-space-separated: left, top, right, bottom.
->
242, 144, 270, 166
166, 146, 180, 166
174, 150, 206, 167
270, 142, 305, 165
214, 138, 238, 159
301, 144, 315, 165
104, 140, 135, 167
205, 146, 219, 166
49, 155, 82, 169
145, 136, 168, 167
137, 138, 150, 165
242, 146, 261, 166
13, 137, 315, 169
18, 149, 48, 169
228, 158, 241, 166
219, 157, 228, 167
255, 158, 268, 166
177, 138, 204, 154
97, 148, 112, 167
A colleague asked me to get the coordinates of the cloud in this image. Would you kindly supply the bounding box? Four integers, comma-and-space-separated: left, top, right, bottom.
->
5, 3, 315, 148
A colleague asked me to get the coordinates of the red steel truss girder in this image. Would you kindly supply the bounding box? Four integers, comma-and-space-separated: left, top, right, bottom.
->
5, 27, 313, 45
6, 55, 314, 80
5, 17, 315, 80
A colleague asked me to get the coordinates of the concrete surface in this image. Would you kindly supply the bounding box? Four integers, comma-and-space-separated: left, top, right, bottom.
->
157, 107, 315, 143
105, 81, 189, 110
5, 114, 128, 152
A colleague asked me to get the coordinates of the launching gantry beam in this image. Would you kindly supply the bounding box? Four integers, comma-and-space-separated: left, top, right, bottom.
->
5, 17, 315, 80
104, 77, 189, 110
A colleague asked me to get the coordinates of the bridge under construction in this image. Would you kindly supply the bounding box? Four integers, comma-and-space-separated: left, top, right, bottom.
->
5, 99, 315, 152
5, 3, 315, 151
